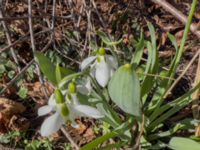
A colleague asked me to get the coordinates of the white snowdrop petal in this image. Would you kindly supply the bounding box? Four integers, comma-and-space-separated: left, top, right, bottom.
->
80, 56, 96, 70
110, 68, 114, 77
68, 105, 79, 118
38, 105, 53, 116
90, 65, 96, 77
40, 112, 63, 137
48, 94, 56, 106
85, 78, 92, 93
106, 55, 118, 69
77, 78, 92, 95
74, 105, 104, 118
71, 94, 80, 105
77, 85, 90, 95
95, 61, 111, 87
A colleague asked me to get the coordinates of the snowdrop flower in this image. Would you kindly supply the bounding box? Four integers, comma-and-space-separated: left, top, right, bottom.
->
38, 82, 104, 136
38, 89, 68, 136
80, 48, 118, 87
66, 82, 104, 128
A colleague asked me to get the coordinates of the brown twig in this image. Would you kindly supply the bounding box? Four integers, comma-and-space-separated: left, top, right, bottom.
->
0, 2, 20, 71
61, 127, 80, 150
133, 114, 145, 150
0, 39, 52, 95
151, 0, 200, 38
192, 52, 200, 136
164, 49, 200, 98
0, 60, 34, 95
54, 46, 81, 65
0, 29, 52, 53
28, 0, 49, 100
0, 15, 72, 21
28, 0, 36, 52
49, 0, 56, 49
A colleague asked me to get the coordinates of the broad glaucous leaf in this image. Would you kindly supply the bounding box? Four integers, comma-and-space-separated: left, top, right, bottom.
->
169, 137, 200, 150
108, 64, 141, 116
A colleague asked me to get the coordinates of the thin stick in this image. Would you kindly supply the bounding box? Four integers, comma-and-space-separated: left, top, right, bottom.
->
192, 52, 200, 136
0, 59, 34, 95
0, 39, 52, 95
137, 72, 175, 81
0, 21, 72, 53
54, 46, 80, 65
0, 29, 52, 53
61, 127, 80, 150
0, 15, 72, 21
76, 4, 84, 28
0, 3, 20, 71
133, 114, 145, 150
163, 0, 198, 98
51, 0, 56, 47
91, 0, 107, 28
28, 0, 36, 52
164, 49, 200, 98
151, 0, 200, 38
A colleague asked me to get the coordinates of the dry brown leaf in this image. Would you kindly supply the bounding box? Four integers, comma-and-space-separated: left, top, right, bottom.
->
0, 98, 25, 115
0, 98, 27, 134
8, 115, 30, 132
26, 82, 53, 103
16, 3, 27, 13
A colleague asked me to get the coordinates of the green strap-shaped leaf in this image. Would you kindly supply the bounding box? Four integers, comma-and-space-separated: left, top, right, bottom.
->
131, 31, 144, 66
169, 137, 200, 150
34, 51, 74, 86
101, 142, 127, 150
148, 82, 200, 131
97, 31, 122, 46
81, 132, 118, 150
35, 51, 57, 85
141, 23, 159, 97
55, 64, 62, 83
80, 118, 134, 150
108, 64, 141, 116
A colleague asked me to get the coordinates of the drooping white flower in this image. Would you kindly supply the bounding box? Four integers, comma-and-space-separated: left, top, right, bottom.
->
38, 83, 104, 136
80, 48, 118, 87
38, 91, 66, 137
67, 82, 104, 127
67, 93, 104, 128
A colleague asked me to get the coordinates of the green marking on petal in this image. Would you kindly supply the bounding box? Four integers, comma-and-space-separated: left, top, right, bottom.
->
98, 47, 106, 55
66, 93, 72, 101
96, 56, 101, 63
54, 89, 64, 104
61, 104, 69, 116
124, 64, 132, 70
68, 82, 76, 93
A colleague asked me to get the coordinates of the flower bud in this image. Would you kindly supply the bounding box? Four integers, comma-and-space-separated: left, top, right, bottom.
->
61, 104, 69, 116
68, 82, 76, 93
54, 89, 64, 104
124, 64, 131, 70
98, 47, 105, 55
66, 93, 72, 101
